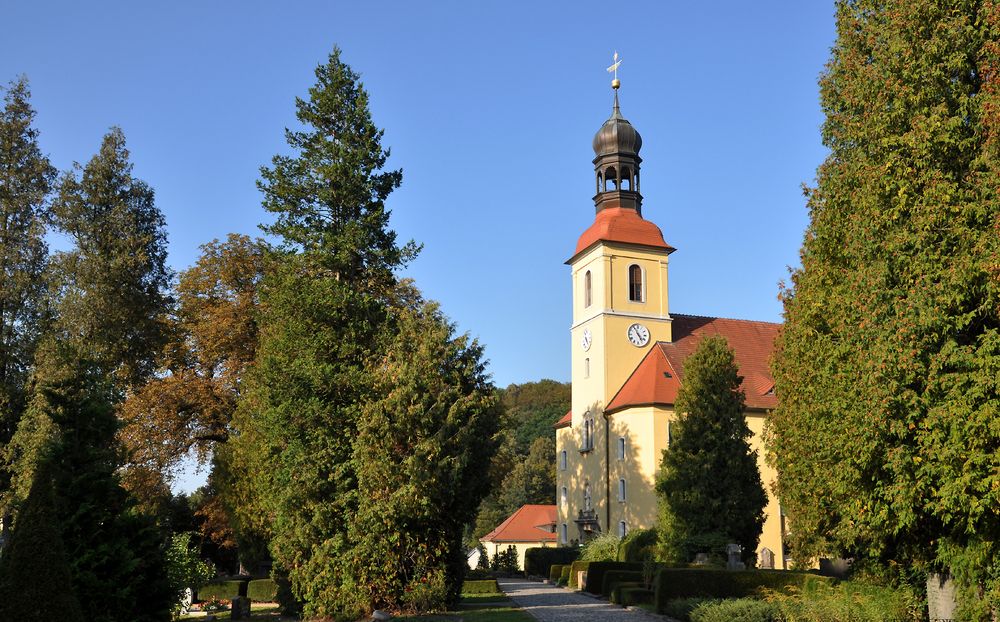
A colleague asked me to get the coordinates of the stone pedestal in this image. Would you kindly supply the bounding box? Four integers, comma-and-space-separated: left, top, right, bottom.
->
927, 572, 957, 622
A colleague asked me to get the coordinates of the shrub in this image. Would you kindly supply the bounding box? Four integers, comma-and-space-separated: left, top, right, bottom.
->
490, 546, 519, 574
587, 562, 644, 594
768, 579, 920, 622
580, 532, 621, 561
559, 565, 571, 586
247, 579, 279, 602
619, 586, 654, 606
602, 570, 643, 598
196, 580, 245, 601
402, 569, 448, 615
465, 568, 492, 580
549, 564, 565, 582
618, 528, 657, 562
568, 560, 591, 589
165, 532, 215, 616
690, 598, 781, 622
660, 597, 716, 621
653, 568, 830, 614
462, 579, 501, 594
524, 547, 580, 578
610, 581, 642, 603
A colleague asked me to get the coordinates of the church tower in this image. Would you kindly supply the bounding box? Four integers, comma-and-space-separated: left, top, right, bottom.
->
557, 75, 675, 541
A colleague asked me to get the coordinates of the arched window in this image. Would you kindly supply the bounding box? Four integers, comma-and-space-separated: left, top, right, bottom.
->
617, 436, 626, 460
582, 412, 594, 451
561, 486, 567, 507
596, 172, 603, 194
618, 521, 627, 538
584, 270, 592, 307
584, 482, 593, 511
628, 264, 643, 302
559, 450, 567, 470
621, 167, 632, 191
561, 523, 568, 544
605, 166, 618, 191
618, 478, 627, 502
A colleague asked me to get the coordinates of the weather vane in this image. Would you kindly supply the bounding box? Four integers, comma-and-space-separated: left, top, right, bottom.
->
607, 51, 622, 89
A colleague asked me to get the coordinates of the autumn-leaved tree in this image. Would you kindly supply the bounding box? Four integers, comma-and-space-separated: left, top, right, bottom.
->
656, 335, 765, 566
769, 0, 1000, 614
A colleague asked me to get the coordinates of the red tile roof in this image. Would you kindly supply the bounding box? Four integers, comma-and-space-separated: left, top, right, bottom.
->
606, 313, 780, 413
482, 504, 558, 543
553, 410, 571, 429
569, 207, 675, 262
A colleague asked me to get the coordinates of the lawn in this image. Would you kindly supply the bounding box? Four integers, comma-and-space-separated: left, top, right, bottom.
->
393, 593, 530, 622
178, 603, 292, 621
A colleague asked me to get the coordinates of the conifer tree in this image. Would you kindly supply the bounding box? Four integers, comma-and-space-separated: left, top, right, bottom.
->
0, 462, 84, 622
231, 47, 417, 617
769, 0, 1000, 609
0, 77, 55, 519
348, 288, 500, 613
656, 335, 766, 565
5, 129, 173, 621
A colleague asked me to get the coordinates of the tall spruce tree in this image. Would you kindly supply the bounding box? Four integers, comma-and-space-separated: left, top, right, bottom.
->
231, 47, 417, 617
769, 0, 1000, 611
656, 336, 766, 566
0, 77, 55, 521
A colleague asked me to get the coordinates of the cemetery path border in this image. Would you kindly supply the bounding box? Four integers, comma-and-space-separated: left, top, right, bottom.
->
496, 578, 666, 622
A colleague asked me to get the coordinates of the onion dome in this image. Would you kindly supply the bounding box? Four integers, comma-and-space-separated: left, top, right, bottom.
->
592, 92, 642, 156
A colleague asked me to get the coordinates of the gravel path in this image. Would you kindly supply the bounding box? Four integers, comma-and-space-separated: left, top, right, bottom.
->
497, 578, 665, 622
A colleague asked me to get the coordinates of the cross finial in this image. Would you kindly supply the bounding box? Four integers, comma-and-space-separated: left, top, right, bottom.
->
607, 51, 622, 89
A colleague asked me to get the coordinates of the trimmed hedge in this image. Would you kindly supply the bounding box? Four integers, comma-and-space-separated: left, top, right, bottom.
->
196, 580, 245, 601
524, 547, 580, 578
619, 586, 655, 607
568, 560, 591, 589
653, 569, 831, 614
602, 570, 643, 598
462, 579, 500, 594
549, 564, 565, 582
559, 565, 571, 585
247, 579, 278, 602
584, 561, 644, 594
610, 581, 642, 603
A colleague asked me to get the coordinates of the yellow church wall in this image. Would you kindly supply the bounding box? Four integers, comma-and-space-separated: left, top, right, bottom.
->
607, 406, 669, 532
746, 410, 786, 569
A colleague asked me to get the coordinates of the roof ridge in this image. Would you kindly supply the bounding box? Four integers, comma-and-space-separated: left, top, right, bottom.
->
671, 311, 782, 327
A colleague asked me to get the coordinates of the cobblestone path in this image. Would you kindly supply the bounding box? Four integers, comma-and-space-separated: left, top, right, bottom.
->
497, 578, 664, 622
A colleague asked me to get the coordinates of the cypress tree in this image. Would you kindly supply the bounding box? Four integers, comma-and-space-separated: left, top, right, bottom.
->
656, 335, 766, 566
770, 0, 1000, 610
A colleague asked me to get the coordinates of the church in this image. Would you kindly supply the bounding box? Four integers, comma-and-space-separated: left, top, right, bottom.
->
552, 77, 786, 569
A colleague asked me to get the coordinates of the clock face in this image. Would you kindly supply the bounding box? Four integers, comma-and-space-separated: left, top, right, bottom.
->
581, 329, 593, 351
627, 323, 650, 347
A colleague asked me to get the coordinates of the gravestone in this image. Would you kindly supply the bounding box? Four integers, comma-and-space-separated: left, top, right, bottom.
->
692, 552, 709, 565
230, 595, 249, 620
372, 610, 391, 621
178, 588, 193, 615
759, 547, 775, 570
926, 572, 957, 622
726, 544, 745, 571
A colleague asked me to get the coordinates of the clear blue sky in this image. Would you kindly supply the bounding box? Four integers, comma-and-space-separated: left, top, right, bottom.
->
3, 2, 835, 488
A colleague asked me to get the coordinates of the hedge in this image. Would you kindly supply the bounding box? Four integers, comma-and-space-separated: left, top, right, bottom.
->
619, 586, 655, 607
690, 598, 780, 622
584, 561, 644, 594
568, 561, 591, 589
523, 547, 580, 578
602, 570, 643, 598
247, 579, 278, 602
462, 579, 500, 594
610, 581, 642, 603
549, 564, 565, 583
196, 580, 245, 601
559, 565, 571, 585
653, 569, 831, 614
